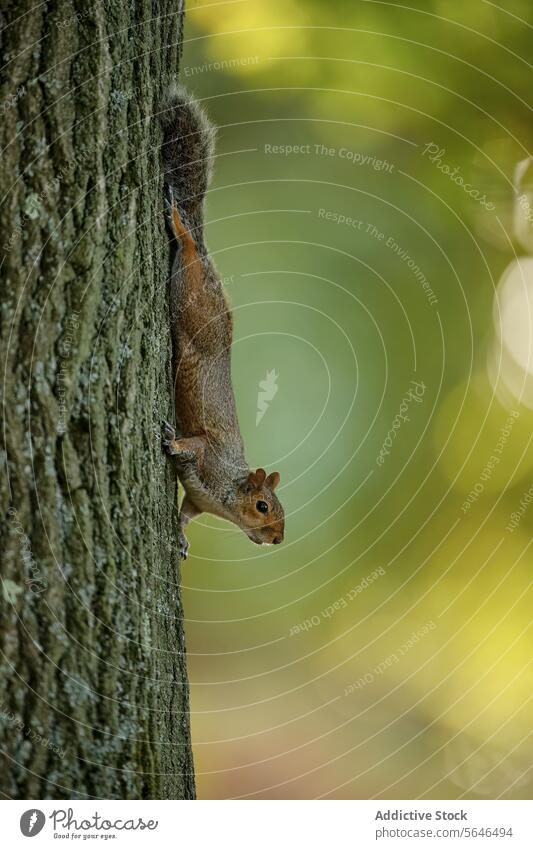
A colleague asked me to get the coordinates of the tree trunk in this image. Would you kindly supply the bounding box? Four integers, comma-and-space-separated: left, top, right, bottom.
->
0, 0, 195, 799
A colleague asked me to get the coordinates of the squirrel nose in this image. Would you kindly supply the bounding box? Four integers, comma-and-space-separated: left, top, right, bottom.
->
273, 536, 283, 545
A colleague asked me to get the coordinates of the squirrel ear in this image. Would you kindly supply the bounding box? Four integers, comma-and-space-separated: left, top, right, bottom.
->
246, 468, 266, 490
265, 471, 280, 490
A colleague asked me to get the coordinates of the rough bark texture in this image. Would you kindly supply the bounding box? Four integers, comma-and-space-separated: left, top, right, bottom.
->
0, 0, 195, 799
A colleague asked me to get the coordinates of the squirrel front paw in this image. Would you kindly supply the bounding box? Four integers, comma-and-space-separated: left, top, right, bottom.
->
161, 422, 199, 465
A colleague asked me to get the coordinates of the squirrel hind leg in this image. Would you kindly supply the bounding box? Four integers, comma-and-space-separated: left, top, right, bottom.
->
177, 496, 203, 561
177, 530, 189, 561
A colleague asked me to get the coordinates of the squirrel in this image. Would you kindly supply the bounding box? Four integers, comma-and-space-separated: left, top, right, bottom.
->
160, 86, 285, 560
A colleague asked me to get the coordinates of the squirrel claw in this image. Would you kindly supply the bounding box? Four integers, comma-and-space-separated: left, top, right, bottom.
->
164, 184, 177, 227
162, 420, 177, 455
178, 532, 189, 561
164, 183, 174, 209
162, 419, 176, 438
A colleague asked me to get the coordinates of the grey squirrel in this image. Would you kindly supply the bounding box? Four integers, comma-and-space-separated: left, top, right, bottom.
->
160, 86, 285, 559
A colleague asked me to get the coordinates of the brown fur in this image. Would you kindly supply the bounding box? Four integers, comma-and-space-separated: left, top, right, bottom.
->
160, 88, 284, 558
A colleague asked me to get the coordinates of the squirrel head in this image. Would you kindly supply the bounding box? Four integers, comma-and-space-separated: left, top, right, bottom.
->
235, 467, 284, 546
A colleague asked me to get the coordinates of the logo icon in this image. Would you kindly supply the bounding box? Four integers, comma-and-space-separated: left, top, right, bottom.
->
20, 809, 45, 837
256, 368, 279, 425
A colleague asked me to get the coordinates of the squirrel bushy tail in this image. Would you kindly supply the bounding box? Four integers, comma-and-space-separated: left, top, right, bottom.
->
160, 85, 215, 231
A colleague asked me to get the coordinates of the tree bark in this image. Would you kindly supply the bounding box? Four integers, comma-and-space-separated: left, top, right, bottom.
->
0, 0, 195, 799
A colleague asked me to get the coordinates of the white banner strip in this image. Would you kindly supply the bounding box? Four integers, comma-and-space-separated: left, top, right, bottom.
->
2, 799, 532, 847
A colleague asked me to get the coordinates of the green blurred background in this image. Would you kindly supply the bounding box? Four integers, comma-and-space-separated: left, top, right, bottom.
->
179, 0, 532, 799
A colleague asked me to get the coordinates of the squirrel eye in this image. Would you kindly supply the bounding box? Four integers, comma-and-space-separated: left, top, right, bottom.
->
256, 500, 269, 514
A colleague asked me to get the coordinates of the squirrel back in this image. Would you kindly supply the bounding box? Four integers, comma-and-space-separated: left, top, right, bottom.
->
160, 84, 237, 447
160, 86, 216, 232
